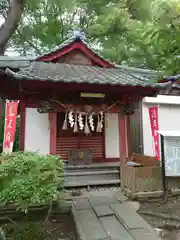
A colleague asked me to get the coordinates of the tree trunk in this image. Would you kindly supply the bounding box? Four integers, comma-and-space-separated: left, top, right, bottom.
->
0, 0, 24, 144
0, 0, 24, 55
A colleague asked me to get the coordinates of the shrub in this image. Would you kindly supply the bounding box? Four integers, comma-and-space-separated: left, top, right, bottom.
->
0, 152, 64, 210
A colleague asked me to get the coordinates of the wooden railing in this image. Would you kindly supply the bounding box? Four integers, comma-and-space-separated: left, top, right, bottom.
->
121, 153, 180, 199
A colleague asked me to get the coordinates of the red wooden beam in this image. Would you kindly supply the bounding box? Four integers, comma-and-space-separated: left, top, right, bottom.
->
19, 80, 157, 95
37, 41, 114, 68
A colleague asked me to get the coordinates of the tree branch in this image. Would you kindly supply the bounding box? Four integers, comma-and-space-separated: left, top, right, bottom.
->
44, 201, 52, 223
16, 28, 42, 55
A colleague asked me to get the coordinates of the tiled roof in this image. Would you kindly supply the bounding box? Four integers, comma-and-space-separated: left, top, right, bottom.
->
6, 62, 166, 88
117, 65, 164, 81
0, 56, 35, 69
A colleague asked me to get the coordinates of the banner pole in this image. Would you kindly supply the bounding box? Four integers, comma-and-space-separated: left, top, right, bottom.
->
160, 134, 167, 200
3, 99, 8, 153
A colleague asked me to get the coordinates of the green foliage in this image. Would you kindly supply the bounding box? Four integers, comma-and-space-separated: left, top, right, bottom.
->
1, 0, 180, 74
0, 152, 64, 210
91, 0, 180, 74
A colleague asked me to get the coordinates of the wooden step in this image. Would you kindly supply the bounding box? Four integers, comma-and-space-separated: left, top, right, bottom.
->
64, 170, 119, 177
64, 162, 120, 172
64, 162, 120, 168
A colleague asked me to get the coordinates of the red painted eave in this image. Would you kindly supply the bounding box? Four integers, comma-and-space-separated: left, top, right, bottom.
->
36, 40, 115, 68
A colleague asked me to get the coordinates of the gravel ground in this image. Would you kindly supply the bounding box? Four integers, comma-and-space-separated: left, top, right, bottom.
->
65, 185, 121, 193
138, 197, 180, 240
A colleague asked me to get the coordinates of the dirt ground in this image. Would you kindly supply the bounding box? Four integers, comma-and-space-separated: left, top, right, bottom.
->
1, 214, 77, 240
138, 196, 180, 240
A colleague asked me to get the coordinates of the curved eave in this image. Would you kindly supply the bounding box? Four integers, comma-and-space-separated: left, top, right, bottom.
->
5, 68, 166, 90
158, 74, 180, 83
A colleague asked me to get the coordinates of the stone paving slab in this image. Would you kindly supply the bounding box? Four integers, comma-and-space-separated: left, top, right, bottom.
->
110, 203, 150, 230
72, 191, 159, 240
65, 189, 126, 202
72, 207, 108, 240
73, 198, 92, 210
93, 205, 114, 217
100, 215, 134, 240
89, 190, 128, 202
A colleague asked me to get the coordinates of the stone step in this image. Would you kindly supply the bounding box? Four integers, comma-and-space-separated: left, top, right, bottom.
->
64, 179, 121, 188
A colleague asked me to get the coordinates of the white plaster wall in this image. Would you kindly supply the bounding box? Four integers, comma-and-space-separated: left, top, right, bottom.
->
142, 95, 180, 156
24, 108, 50, 155
105, 113, 120, 158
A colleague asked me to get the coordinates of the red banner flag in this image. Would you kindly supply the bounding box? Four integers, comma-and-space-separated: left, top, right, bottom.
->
3, 100, 19, 153
148, 106, 160, 160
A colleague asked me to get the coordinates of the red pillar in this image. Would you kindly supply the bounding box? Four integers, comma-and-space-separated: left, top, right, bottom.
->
118, 113, 130, 161
126, 115, 132, 157
49, 112, 57, 155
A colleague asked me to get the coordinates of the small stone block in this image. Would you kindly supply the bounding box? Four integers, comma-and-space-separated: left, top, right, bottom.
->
115, 193, 128, 202
93, 205, 114, 217
74, 198, 91, 210
89, 196, 117, 206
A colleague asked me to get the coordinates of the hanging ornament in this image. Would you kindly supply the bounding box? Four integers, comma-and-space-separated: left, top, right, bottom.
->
99, 111, 104, 132
89, 114, 94, 131
68, 110, 74, 128
62, 110, 68, 130
78, 113, 84, 130
96, 114, 101, 132
96, 112, 104, 132
73, 112, 78, 132
84, 114, 90, 135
